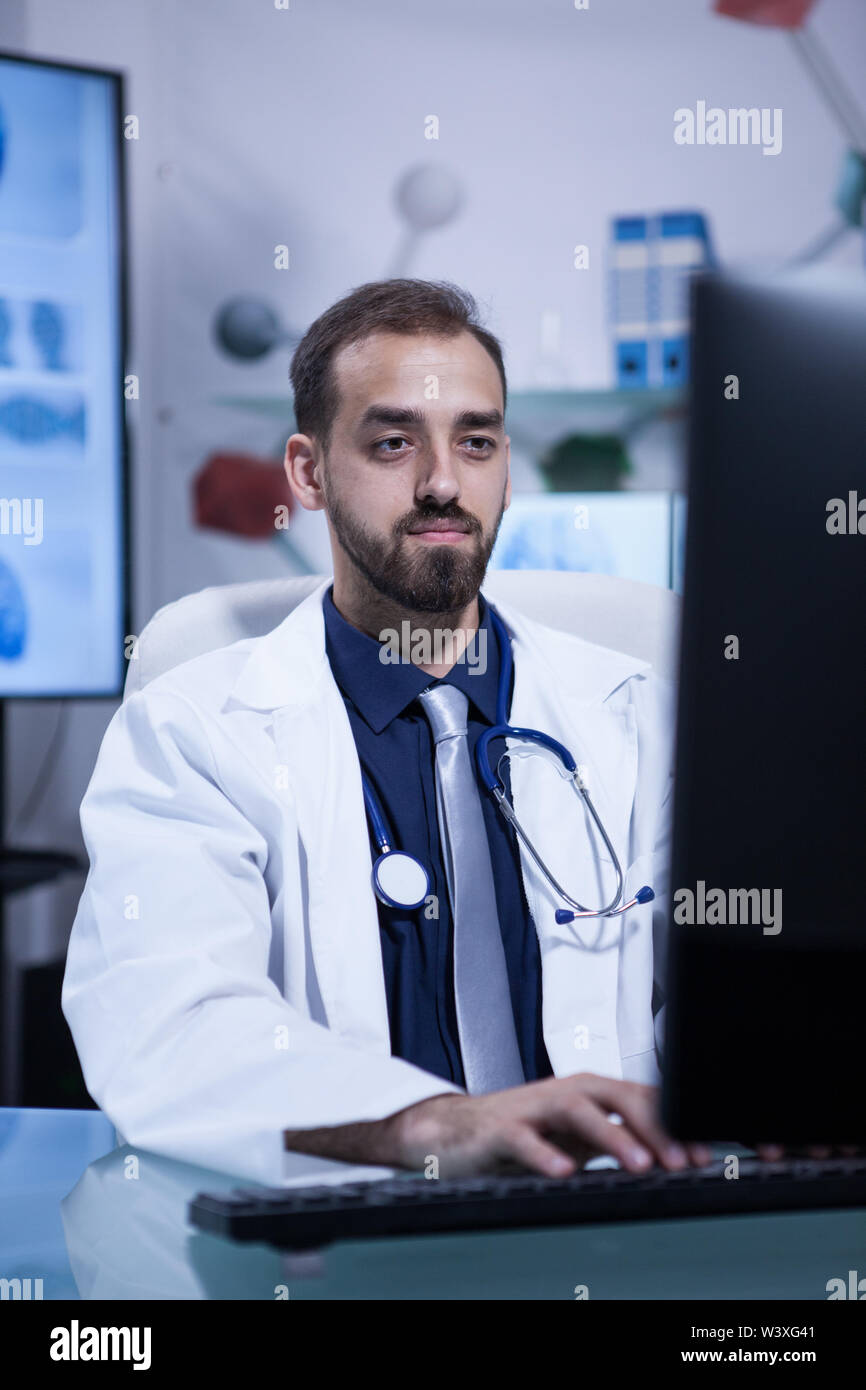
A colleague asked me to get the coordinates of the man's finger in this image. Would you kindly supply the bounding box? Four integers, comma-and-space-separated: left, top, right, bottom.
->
502, 1123, 579, 1178
542, 1098, 656, 1173
686, 1143, 713, 1166
576, 1078, 692, 1170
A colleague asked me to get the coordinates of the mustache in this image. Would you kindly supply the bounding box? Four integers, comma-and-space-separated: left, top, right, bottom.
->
395, 505, 482, 536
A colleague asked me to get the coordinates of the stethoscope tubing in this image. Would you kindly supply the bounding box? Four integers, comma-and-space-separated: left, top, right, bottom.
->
475, 607, 628, 916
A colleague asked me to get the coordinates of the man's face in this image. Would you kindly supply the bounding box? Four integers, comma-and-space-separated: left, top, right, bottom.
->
316, 329, 511, 614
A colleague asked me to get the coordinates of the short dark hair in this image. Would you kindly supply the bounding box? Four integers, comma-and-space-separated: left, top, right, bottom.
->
289, 278, 507, 450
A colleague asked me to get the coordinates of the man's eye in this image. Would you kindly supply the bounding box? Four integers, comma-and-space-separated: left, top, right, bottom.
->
372, 435, 494, 454
375, 436, 409, 453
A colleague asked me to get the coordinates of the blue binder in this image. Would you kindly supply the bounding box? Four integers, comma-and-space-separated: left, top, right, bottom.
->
611, 210, 714, 388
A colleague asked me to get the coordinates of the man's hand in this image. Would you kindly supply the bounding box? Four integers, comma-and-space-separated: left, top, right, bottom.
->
382, 1074, 713, 1178
282, 1076, 861, 1176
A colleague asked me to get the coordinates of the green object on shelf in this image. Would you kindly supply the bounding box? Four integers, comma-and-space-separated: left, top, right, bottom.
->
538, 432, 632, 492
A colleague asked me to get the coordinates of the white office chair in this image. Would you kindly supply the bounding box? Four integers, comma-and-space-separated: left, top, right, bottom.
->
124, 570, 681, 697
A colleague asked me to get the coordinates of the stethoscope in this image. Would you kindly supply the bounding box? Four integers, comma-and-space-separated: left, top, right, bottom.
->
362, 605, 654, 924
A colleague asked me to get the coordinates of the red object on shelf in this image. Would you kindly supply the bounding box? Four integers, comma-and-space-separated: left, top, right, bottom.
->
714, 0, 816, 25
193, 452, 295, 539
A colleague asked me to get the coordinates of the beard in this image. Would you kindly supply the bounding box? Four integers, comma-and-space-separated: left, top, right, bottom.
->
322, 477, 506, 614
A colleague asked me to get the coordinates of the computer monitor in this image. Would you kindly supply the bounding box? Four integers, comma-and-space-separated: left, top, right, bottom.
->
489, 491, 676, 588
662, 267, 866, 1145
0, 52, 128, 696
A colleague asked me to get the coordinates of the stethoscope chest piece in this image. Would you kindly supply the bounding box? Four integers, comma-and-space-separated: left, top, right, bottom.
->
372, 850, 431, 911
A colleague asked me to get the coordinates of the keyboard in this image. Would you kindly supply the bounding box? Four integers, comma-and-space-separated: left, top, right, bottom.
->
189, 1155, 866, 1251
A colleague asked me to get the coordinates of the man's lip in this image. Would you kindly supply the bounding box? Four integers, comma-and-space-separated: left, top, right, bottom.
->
407, 522, 471, 534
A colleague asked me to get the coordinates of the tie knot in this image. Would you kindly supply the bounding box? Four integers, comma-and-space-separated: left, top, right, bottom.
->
418, 682, 469, 742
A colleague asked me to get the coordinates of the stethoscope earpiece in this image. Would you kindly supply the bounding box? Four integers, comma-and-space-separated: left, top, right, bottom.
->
555, 885, 655, 925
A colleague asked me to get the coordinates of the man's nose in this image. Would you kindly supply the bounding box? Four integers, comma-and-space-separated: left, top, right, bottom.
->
415, 443, 461, 506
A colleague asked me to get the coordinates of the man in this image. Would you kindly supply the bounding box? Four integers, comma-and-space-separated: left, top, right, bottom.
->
63, 278, 710, 1187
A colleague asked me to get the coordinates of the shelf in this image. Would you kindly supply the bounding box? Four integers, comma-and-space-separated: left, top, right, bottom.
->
211, 386, 686, 445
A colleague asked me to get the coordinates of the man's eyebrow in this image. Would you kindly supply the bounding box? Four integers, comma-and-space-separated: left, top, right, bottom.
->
358, 405, 504, 430
454, 409, 504, 430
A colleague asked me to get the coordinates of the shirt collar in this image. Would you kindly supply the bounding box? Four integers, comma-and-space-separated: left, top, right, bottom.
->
322, 583, 502, 734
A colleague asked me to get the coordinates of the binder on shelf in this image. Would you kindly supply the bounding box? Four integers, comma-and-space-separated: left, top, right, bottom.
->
610, 210, 713, 388
610, 215, 651, 388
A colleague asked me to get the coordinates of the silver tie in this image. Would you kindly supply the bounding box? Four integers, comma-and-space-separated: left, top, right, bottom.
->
417, 683, 526, 1094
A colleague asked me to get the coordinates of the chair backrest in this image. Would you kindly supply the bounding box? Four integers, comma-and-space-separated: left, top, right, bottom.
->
124, 570, 681, 698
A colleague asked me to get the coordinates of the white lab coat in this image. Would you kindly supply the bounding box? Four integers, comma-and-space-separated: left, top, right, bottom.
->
62, 578, 675, 1186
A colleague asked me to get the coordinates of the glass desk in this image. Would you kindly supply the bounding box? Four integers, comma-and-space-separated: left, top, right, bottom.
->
2, 1107, 864, 1301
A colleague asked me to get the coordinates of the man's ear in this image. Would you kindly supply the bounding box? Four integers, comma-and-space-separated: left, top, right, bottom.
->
285, 433, 325, 513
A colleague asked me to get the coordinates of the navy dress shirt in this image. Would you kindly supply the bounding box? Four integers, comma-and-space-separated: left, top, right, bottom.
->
323, 583, 553, 1089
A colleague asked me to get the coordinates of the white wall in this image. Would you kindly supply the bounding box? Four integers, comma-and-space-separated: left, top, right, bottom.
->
3, 0, 865, 988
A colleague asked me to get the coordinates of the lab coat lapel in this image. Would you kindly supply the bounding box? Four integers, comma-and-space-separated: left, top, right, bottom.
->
490, 599, 646, 1081
232, 581, 392, 1053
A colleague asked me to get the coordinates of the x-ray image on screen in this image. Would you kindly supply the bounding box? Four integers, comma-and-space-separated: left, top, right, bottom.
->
0, 54, 125, 696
